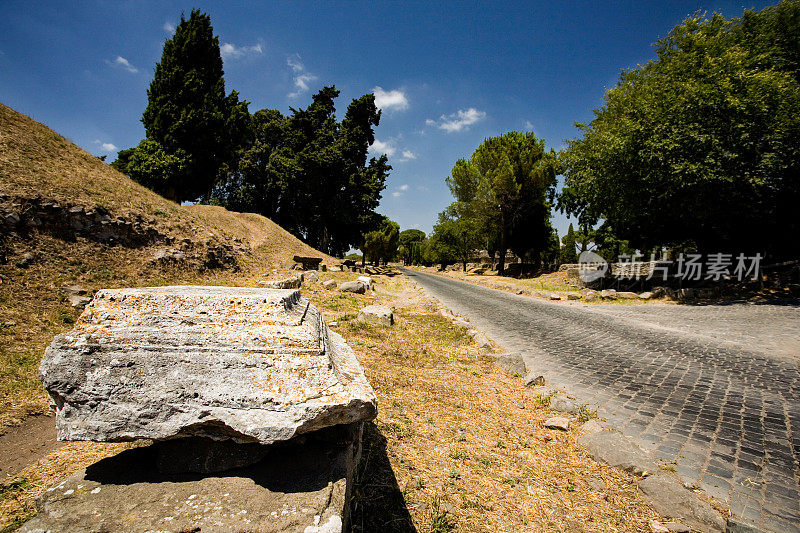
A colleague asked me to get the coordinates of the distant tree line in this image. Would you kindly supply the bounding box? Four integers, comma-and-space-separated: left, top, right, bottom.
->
112, 10, 389, 256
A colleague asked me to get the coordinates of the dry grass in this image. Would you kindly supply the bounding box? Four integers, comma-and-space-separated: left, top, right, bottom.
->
303, 273, 662, 532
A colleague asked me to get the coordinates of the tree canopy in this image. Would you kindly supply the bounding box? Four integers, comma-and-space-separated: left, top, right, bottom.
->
361, 216, 400, 265
560, 1, 800, 258
444, 131, 557, 273
133, 9, 249, 203
213, 87, 390, 256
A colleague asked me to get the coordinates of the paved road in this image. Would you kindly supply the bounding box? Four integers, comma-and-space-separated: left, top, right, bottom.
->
402, 268, 800, 532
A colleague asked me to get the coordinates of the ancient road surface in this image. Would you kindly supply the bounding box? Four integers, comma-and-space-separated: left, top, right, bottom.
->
402, 268, 800, 532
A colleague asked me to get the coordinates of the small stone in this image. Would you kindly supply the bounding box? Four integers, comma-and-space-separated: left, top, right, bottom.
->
357, 305, 394, 326
473, 332, 492, 350
549, 293, 562, 300
639, 292, 654, 300
339, 281, 366, 294
566, 293, 582, 300
516, 402, 525, 409
524, 373, 546, 387
493, 353, 527, 375
584, 291, 598, 302
580, 419, 604, 434
68, 294, 92, 307
322, 279, 337, 290
585, 476, 605, 491
549, 393, 584, 415
544, 416, 570, 431
578, 431, 660, 477
649, 520, 670, 533
600, 289, 617, 300
638, 475, 725, 532
304, 271, 319, 283
452, 317, 470, 329
259, 277, 301, 289
616, 291, 639, 299
356, 276, 374, 290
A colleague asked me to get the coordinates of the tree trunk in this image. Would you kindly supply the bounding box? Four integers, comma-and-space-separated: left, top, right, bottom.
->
498, 209, 507, 275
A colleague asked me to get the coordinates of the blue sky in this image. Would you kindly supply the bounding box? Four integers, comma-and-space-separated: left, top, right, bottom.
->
0, 0, 773, 238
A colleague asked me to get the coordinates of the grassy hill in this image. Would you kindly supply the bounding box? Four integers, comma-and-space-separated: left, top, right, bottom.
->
0, 102, 334, 428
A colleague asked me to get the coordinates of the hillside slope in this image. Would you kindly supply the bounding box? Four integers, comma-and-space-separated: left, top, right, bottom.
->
0, 101, 334, 427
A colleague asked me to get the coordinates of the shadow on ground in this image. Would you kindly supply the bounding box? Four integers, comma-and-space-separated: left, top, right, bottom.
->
350, 422, 416, 532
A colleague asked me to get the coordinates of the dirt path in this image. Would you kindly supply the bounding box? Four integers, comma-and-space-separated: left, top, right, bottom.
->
0, 414, 61, 481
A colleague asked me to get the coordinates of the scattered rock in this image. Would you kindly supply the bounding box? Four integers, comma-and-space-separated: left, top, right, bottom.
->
63, 285, 88, 295
259, 276, 301, 289
357, 276, 374, 290
323, 279, 337, 290
584, 291, 599, 302
544, 416, 570, 431
358, 305, 394, 326
339, 280, 366, 294
305, 270, 320, 283
549, 393, 585, 415
452, 317, 470, 329
151, 248, 185, 264
600, 289, 617, 300
67, 294, 91, 307
580, 419, 605, 434
524, 373, 546, 387
17, 252, 34, 268
578, 431, 660, 477
639, 292, 654, 300
493, 353, 527, 375
616, 291, 639, 299
638, 474, 726, 532
473, 332, 492, 350
516, 402, 525, 409
566, 293, 582, 300
39, 286, 377, 446
650, 520, 671, 533
550, 293, 562, 300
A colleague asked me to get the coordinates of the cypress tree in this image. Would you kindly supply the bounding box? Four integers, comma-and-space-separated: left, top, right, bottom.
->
141, 9, 247, 202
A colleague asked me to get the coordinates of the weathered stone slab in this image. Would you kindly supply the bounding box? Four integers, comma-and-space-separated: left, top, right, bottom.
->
357, 305, 393, 326
21, 423, 361, 533
578, 431, 659, 477
638, 474, 725, 532
339, 281, 366, 294
39, 286, 377, 445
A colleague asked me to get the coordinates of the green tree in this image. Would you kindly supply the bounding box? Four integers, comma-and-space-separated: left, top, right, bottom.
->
140, 9, 249, 202
125, 139, 189, 198
560, 223, 578, 264
427, 214, 481, 271
560, 1, 800, 258
361, 216, 399, 265
398, 229, 426, 264
214, 87, 389, 256
447, 131, 557, 274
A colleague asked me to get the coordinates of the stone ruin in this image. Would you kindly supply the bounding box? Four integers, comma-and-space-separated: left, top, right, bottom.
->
25, 286, 377, 532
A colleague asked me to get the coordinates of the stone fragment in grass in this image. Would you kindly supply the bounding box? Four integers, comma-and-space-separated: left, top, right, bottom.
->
638, 474, 725, 532
617, 291, 639, 299
524, 373, 546, 387
544, 416, 570, 430
323, 279, 337, 290
600, 289, 617, 299
259, 276, 301, 289
578, 431, 659, 477
567, 293, 582, 300
339, 280, 366, 294
357, 305, 394, 326
493, 353, 527, 375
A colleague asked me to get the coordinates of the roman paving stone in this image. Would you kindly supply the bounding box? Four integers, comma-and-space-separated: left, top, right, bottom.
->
404, 268, 800, 533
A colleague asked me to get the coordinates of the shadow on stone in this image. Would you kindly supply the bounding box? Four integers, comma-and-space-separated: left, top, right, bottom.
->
349, 422, 416, 532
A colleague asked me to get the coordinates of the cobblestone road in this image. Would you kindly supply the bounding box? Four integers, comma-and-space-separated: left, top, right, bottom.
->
403, 269, 800, 532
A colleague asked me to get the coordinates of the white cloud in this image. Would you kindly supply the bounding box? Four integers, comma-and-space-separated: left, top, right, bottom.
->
368, 139, 396, 157
399, 184, 409, 191
524, 120, 534, 131
287, 54, 317, 98
373, 86, 409, 111
108, 56, 138, 73
94, 140, 118, 152
220, 42, 263, 61
392, 191, 402, 198
426, 107, 486, 133
399, 150, 417, 161
163, 21, 175, 33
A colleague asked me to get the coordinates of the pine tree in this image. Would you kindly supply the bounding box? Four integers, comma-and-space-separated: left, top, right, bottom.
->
141, 9, 248, 202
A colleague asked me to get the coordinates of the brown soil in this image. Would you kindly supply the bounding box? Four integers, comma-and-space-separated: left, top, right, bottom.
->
0, 414, 60, 482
